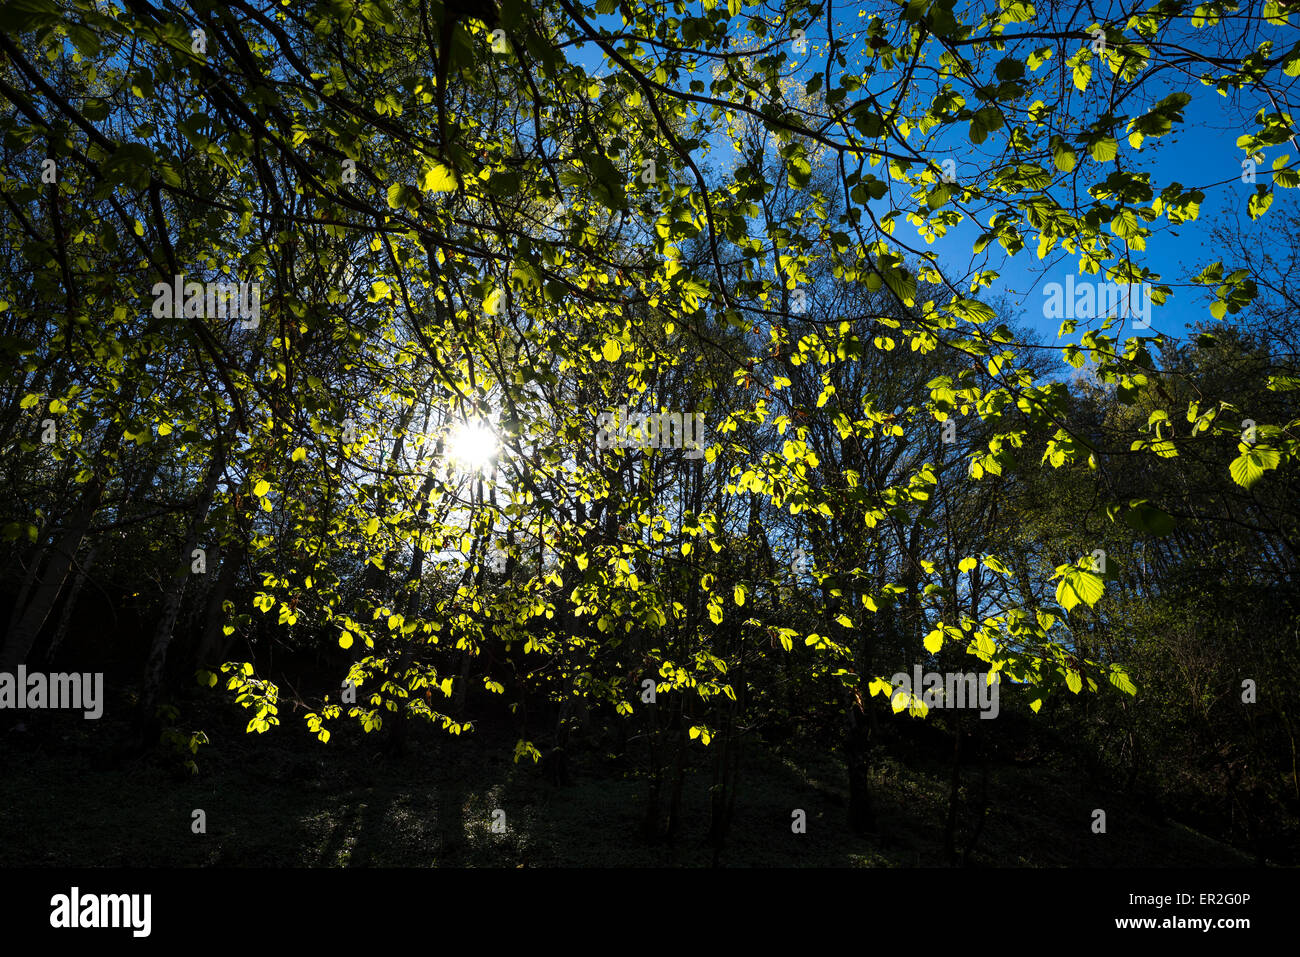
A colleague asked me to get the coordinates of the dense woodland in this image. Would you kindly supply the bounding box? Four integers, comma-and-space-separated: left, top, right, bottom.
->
1, 0, 1298, 866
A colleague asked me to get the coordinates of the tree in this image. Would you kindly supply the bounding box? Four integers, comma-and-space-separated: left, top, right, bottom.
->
2, 0, 1298, 851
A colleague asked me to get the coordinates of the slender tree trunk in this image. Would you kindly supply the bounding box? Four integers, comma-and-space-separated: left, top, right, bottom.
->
708, 669, 745, 858
846, 698, 877, 835
0, 477, 103, 673
138, 439, 228, 721
380, 470, 442, 757
963, 748, 990, 866
43, 455, 161, 666
943, 721, 962, 865
665, 696, 688, 840
194, 539, 245, 667
43, 541, 99, 664
5, 544, 47, 640
0, 382, 136, 673
708, 710, 732, 850
642, 686, 663, 840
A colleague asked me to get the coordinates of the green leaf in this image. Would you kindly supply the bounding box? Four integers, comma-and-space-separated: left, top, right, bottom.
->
1120, 500, 1175, 536
0, 0, 62, 31
1108, 667, 1137, 695
99, 143, 155, 190
1229, 447, 1281, 488
487, 170, 520, 196
982, 555, 1010, 575
386, 182, 420, 210
419, 163, 458, 192
1088, 137, 1118, 163
1055, 567, 1105, 612
923, 628, 943, 653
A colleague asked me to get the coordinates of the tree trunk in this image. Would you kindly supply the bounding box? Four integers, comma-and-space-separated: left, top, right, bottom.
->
194, 540, 245, 667
665, 698, 688, 840
0, 477, 103, 674
43, 541, 99, 664
641, 688, 664, 840
138, 439, 228, 723
845, 692, 877, 834
943, 721, 962, 865
0, 383, 136, 674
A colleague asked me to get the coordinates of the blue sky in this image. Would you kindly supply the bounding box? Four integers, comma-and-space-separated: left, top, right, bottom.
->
567, 4, 1296, 349
934, 81, 1289, 345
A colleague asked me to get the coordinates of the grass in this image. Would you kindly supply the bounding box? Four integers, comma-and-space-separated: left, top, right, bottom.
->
0, 692, 1259, 868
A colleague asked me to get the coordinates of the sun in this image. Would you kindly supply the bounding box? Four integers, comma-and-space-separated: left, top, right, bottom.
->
445, 419, 499, 473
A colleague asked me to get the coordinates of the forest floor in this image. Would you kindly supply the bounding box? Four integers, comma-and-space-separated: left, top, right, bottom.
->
0, 689, 1261, 868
